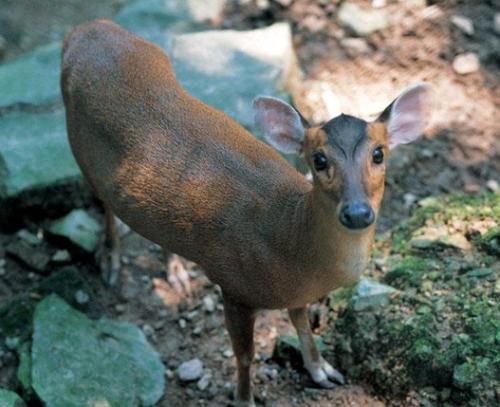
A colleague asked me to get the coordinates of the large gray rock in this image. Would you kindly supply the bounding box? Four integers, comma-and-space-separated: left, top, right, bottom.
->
0, 390, 26, 407
0, 109, 79, 199
0, 42, 61, 108
170, 23, 300, 133
116, 0, 227, 44
31, 295, 165, 407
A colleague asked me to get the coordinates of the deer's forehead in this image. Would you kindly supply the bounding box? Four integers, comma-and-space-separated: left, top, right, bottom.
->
307, 115, 388, 155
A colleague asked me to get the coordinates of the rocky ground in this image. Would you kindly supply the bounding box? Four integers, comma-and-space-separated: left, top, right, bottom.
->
0, 1, 499, 406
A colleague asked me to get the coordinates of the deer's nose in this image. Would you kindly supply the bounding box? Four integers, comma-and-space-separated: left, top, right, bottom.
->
339, 202, 375, 230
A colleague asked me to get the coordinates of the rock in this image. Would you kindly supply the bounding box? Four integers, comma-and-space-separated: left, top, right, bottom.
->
0, 390, 26, 407
410, 226, 471, 251
450, 15, 474, 36
170, 23, 301, 144
16, 342, 32, 395
494, 13, 500, 36
116, 0, 227, 44
32, 295, 165, 406
452, 53, 480, 75
338, 2, 388, 37
196, 372, 212, 391
350, 279, 396, 311
6, 240, 50, 273
16, 229, 41, 246
202, 295, 215, 313
340, 37, 371, 57
0, 109, 79, 200
51, 249, 72, 263
466, 268, 493, 279
48, 209, 102, 253
74, 290, 90, 305
486, 179, 499, 192
273, 335, 326, 367
0, 42, 61, 108
222, 348, 234, 358
403, 193, 418, 208
177, 358, 203, 382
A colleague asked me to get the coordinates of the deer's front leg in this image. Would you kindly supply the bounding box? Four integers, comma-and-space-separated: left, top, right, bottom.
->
223, 295, 257, 407
288, 306, 345, 388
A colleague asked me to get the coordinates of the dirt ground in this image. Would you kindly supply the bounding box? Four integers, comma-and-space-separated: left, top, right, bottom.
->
0, 1, 499, 406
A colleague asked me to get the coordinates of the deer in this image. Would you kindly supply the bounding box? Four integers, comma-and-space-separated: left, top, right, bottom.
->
61, 20, 433, 407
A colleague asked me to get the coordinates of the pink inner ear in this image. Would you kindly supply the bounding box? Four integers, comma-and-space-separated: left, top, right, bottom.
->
388, 84, 433, 149
253, 96, 305, 155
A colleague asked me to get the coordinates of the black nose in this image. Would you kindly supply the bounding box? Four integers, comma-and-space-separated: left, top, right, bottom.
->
339, 202, 375, 230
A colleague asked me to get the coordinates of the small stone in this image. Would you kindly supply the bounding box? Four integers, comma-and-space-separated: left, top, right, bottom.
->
48, 209, 102, 253
202, 295, 215, 313
178, 318, 187, 329
115, 304, 126, 313
0, 268, 5, 276
16, 229, 42, 246
452, 53, 480, 75
494, 13, 500, 35
350, 279, 396, 311
74, 290, 89, 305
165, 369, 175, 379
192, 325, 203, 336
6, 240, 50, 273
486, 179, 499, 192
222, 348, 234, 358
340, 38, 371, 57
275, 0, 292, 6
466, 268, 493, 278
177, 358, 203, 382
450, 15, 474, 36
338, 2, 388, 37
142, 324, 155, 338
403, 193, 418, 208
464, 183, 481, 193
51, 249, 71, 263
197, 372, 212, 391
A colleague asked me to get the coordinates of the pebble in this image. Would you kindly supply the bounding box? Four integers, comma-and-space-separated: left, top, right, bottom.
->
177, 358, 204, 382
0, 268, 5, 276
178, 318, 187, 329
403, 193, 418, 208
142, 324, 155, 338
165, 369, 175, 379
0, 259, 5, 267
52, 249, 71, 263
222, 348, 234, 358
202, 295, 215, 313
74, 290, 90, 304
17, 229, 42, 246
494, 13, 500, 35
452, 53, 480, 75
486, 179, 499, 192
450, 15, 474, 36
115, 304, 126, 313
197, 372, 212, 391
340, 37, 370, 57
192, 325, 203, 336
464, 183, 481, 193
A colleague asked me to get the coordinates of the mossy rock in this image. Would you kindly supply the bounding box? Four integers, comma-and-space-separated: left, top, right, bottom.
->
328, 193, 500, 406
0, 390, 26, 407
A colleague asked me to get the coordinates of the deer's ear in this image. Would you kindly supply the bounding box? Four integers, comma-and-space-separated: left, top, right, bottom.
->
253, 96, 306, 155
377, 83, 434, 149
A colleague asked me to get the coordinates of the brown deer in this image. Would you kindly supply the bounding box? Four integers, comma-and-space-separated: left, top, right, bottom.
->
61, 20, 433, 406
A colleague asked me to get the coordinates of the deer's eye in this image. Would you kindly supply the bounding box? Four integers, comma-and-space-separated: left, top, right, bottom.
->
313, 152, 328, 171
372, 146, 384, 164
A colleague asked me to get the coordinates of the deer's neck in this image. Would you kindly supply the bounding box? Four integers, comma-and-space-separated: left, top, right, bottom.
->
288, 187, 375, 286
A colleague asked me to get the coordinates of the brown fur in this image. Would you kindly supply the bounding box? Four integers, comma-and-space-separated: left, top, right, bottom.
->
61, 21, 390, 403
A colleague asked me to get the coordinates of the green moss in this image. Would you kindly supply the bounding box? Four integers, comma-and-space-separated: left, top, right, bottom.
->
328, 193, 500, 406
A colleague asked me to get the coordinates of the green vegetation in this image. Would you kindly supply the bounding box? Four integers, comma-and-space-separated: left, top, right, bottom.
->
327, 193, 500, 406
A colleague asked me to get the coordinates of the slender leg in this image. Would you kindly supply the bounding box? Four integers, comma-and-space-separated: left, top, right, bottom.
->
164, 252, 191, 298
223, 295, 257, 407
98, 204, 121, 286
288, 306, 345, 388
